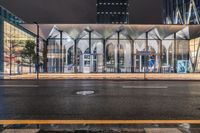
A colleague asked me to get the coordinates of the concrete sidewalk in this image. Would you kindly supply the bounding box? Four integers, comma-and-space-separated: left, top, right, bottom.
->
3, 73, 200, 80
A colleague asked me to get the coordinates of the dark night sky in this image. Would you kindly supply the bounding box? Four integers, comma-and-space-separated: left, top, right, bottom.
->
0, 0, 163, 24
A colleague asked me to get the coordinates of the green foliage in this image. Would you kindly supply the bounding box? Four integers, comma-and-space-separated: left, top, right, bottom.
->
21, 40, 37, 65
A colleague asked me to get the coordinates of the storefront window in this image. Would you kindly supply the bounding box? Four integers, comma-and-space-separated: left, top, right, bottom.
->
190, 37, 200, 72
3, 21, 35, 74
176, 40, 189, 73
162, 39, 174, 73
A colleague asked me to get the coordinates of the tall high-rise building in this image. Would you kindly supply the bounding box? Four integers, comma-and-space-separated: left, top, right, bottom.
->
96, 0, 129, 24
163, 0, 200, 24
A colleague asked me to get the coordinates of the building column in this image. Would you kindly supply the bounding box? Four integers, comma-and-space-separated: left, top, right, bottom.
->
131, 40, 134, 73
43, 39, 48, 73
88, 30, 92, 72
117, 31, 120, 73
65, 47, 68, 70
103, 39, 106, 73
50, 41, 53, 73
34, 22, 40, 79
0, 18, 3, 78
140, 55, 142, 72
74, 39, 77, 73
160, 40, 163, 73
145, 32, 149, 73
53, 41, 56, 73
59, 30, 63, 73
174, 33, 177, 73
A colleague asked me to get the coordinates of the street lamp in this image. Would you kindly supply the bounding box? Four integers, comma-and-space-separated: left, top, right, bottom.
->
34, 22, 40, 80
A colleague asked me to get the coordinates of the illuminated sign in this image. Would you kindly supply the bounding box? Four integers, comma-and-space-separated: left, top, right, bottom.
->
177, 60, 188, 73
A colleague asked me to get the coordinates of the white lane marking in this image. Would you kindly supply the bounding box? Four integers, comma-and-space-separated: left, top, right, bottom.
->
122, 86, 168, 89
0, 85, 38, 88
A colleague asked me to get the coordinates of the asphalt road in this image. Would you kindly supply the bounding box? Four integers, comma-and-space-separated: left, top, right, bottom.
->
0, 80, 200, 120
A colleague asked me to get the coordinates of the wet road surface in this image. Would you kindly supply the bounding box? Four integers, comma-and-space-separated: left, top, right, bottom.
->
0, 80, 200, 120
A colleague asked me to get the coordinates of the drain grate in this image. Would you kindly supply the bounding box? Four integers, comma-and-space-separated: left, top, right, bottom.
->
76, 91, 95, 96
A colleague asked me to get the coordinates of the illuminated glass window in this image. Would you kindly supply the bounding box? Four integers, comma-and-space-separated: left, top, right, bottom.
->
3, 21, 35, 74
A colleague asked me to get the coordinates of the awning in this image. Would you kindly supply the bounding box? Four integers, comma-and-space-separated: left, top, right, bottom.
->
21, 24, 200, 40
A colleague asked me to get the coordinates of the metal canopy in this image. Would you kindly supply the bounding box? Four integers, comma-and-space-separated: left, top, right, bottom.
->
21, 24, 200, 40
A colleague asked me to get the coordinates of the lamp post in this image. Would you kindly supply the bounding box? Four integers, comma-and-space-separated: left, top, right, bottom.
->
34, 22, 40, 80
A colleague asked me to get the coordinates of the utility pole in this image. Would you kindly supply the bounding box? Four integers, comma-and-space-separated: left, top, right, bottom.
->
34, 22, 40, 80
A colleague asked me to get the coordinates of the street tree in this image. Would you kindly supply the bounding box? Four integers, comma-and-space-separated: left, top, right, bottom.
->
21, 40, 37, 73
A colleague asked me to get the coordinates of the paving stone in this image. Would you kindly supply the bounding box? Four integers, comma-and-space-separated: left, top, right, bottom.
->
145, 128, 182, 133
1, 129, 40, 133
6, 73, 200, 80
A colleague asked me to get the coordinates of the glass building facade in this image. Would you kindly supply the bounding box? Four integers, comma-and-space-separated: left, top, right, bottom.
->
1, 6, 200, 76
22, 24, 200, 74
163, 0, 200, 24
3, 21, 35, 74
0, 6, 36, 76
96, 0, 129, 24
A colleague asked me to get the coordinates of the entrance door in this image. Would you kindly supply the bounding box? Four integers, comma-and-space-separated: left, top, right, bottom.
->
134, 51, 160, 73
135, 53, 145, 72
81, 54, 91, 73
80, 54, 103, 73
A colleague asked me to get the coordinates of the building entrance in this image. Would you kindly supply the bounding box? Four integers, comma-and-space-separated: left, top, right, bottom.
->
134, 51, 160, 73
79, 53, 103, 73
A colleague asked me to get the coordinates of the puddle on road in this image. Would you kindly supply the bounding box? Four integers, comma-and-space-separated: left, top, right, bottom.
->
76, 91, 95, 96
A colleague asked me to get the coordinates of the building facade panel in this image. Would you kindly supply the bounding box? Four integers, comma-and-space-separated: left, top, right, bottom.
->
1, 5, 200, 76
96, 0, 129, 24
3, 21, 35, 74
0, 6, 37, 78
163, 0, 200, 24
23, 24, 199, 74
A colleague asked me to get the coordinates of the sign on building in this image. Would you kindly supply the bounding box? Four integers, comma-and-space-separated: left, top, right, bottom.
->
177, 60, 188, 73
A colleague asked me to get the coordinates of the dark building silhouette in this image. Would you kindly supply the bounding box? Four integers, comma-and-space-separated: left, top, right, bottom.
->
96, 0, 129, 24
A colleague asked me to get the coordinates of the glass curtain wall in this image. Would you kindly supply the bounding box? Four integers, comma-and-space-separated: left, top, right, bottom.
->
3, 21, 35, 75
189, 37, 200, 72
76, 30, 103, 73
105, 32, 132, 73
47, 30, 104, 73
45, 26, 193, 74
162, 35, 175, 73
176, 40, 189, 73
